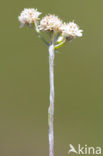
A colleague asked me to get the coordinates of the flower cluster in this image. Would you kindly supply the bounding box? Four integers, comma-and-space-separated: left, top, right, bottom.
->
39, 15, 83, 39
18, 8, 83, 47
18, 8, 41, 27
39, 14, 62, 32
61, 22, 83, 39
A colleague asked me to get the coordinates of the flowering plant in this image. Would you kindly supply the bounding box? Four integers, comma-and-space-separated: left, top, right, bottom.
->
18, 8, 83, 156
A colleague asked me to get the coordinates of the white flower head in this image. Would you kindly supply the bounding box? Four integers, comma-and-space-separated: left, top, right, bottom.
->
39, 14, 63, 32
61, 21, 83, 39
18, 8, 41, 27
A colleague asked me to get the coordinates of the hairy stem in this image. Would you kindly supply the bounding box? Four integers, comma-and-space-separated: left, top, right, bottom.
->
48, 44, 55, 156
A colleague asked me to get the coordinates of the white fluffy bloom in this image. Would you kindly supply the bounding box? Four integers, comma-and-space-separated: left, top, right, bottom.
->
18, 8, 41, 26
61, 22, 83, 38
39, 14, 62, 32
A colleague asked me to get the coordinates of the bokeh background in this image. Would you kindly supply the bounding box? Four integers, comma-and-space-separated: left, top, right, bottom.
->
0, 0, 103, 156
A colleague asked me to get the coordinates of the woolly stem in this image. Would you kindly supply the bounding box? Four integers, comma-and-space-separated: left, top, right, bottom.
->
48, 44, 55, 156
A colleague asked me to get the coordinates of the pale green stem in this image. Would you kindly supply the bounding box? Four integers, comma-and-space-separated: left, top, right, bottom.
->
34, 22, 49, 46
48, 44, 55, 156
55, 40, 66, 50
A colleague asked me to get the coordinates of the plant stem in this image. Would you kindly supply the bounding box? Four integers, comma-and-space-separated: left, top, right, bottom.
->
55, 40, 66, 50
48, 44, 55, 156
34, 22, 49, 46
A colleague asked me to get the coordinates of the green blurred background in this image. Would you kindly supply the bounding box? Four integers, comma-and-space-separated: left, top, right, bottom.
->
0, 0, 103, 156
